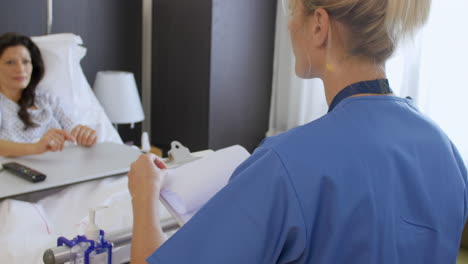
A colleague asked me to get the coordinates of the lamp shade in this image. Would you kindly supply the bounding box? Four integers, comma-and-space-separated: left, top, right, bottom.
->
93, 71, 145, 124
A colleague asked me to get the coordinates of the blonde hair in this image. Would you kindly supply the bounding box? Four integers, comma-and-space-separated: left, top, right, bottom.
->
302, 0, 431, 63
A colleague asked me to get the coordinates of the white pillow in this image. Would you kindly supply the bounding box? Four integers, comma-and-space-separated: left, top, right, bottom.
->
31, 34, 122, 144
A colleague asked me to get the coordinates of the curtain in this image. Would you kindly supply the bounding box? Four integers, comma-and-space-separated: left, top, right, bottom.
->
387, 0, 468, 160
267, 0, 327, 137
417, 0, 468, 161
268, 0, 468, 162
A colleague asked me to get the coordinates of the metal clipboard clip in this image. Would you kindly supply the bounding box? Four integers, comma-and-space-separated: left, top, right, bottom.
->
164, 141, 201, 169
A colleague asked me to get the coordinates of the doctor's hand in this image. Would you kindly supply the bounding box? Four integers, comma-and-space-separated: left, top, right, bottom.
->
128, 154, 167, 201
35, 128, 76, 154
71, 125, 97, 147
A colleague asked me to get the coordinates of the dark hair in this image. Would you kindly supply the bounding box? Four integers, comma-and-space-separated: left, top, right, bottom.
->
0, 32, 45, 129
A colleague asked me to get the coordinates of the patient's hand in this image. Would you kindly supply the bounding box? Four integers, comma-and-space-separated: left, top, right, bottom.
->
128, 154, 167, 201
35, 128, 76, 153
71, 125, 97, 147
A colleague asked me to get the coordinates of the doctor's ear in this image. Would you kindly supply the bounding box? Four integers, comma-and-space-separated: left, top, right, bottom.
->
309, 8, 330, 48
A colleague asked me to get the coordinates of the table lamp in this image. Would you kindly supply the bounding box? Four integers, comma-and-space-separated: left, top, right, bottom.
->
93, 71, 145, 129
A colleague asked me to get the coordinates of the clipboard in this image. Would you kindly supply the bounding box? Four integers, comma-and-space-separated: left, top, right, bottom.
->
158, 142, 250, 227
160, 192, 188, 226
163, 141, 205, 169
160, 141, 214, 226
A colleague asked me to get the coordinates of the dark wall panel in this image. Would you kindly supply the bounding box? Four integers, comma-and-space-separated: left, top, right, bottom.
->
0, 1, 143, 144
210, 0, 276, 151
52, 0, 142, 88
0, 1, 46, 36
151, 0, 276, 153
152, 0, 212, 152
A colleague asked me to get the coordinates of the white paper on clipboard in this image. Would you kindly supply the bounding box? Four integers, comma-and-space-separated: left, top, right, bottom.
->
159, 145, 250, 225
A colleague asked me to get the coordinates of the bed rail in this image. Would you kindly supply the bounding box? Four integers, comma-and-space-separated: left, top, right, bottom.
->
43, 218, 180, 264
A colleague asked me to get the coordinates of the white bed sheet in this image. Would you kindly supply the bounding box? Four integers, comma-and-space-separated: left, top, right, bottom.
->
0, 176, 173, 263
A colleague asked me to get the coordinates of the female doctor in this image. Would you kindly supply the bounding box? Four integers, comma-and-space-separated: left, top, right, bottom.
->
129, 0, 468, 263
0, 33, 97, 157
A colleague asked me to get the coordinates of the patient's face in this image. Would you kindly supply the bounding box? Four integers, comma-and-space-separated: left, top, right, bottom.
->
0, 45, 33, 93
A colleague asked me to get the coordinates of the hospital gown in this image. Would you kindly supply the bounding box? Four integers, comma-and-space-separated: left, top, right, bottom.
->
0, 92, 79, 262
149, 94, 468, 263
0, 92, 77, 142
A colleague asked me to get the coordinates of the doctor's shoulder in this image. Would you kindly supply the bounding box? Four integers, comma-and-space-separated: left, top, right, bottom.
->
261, 112, 338, 153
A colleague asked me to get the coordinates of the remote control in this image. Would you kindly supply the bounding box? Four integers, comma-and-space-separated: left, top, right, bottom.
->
2, 162, 46, 183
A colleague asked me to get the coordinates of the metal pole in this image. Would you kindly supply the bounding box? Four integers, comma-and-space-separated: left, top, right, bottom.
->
142, 0, 152, 139
46, 0, 53, 34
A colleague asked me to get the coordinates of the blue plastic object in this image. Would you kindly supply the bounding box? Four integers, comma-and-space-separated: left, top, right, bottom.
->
57, 230, 112, 264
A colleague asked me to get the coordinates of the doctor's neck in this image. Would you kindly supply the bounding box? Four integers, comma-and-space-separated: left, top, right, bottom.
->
321, 58, 386, 107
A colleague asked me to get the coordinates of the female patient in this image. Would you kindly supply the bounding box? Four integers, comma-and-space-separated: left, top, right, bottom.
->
0, 32, 96, 157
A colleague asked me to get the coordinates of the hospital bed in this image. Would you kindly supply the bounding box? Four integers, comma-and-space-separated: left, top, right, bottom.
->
0, 33, 179, 263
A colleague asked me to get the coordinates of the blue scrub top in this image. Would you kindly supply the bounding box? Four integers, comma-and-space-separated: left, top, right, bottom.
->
148, 95, 468, 263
